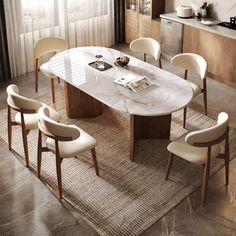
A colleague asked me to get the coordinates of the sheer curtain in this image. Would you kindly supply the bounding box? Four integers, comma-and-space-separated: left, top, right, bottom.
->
63, 0, 114, 47
4, 0, 115, 78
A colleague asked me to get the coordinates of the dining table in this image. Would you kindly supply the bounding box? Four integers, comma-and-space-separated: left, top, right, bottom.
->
48, 46, 193, 161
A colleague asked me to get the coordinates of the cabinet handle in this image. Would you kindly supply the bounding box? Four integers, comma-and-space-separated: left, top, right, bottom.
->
167, 21, 172, 24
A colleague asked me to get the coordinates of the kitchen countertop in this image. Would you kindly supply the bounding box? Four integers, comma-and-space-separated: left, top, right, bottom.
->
160, 13, 236, 40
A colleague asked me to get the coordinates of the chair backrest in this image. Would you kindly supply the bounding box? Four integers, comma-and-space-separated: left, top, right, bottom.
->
171, 53, 207, 79
34, 37, 68, 59
7, 84, 41, 112
38, 106, 80, 140
130, 37, 161, 60
185, 112, 229, 146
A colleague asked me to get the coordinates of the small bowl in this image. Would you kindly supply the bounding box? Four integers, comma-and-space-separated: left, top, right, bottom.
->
116, 56, 130, 67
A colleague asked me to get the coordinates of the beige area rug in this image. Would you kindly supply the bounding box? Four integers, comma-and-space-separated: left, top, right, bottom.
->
1, 90, 236, 236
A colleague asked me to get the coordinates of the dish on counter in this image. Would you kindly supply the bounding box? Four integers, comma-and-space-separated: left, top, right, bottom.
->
200, 20, 216, 26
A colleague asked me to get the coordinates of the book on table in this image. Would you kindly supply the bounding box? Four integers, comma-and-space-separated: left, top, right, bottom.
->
114, 74, 153, 93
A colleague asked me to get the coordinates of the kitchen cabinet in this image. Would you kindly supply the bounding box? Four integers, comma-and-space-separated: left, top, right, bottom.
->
160, 18, 183, 61
151, 18, 161, 42
183, 25, 236, 86
125, 0, 139, 43
125, 0, 165, 43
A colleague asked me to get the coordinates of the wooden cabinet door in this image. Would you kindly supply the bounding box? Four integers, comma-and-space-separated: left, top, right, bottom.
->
125, 9, 139, 43
151, 19, 161, 42
139, 14, 151, 37
183, 25, 236, 85
125, 0, 165, 43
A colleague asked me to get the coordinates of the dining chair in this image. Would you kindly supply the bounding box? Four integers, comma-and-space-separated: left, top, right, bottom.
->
165, 112, 229, 206
37, 106, 99, 199
130, 37, 162, 68
7, 84, 60, 167
34, 37, 68, 103
171, 53, 208, 128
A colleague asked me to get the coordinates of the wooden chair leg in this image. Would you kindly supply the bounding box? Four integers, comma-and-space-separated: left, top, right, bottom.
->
203, 79, 207, 115
201, 149, 211, 207
225, 135, 229, 186
159, 57, 162, 69
144, 53, 146, 62
183, 70, 188, 128
165, 153, 174, 180
51, 78, 55, 103
35, 59, 39, 93
91, 148, 99, 176
55, 140, 62, 199
203, 92, 207, 115
184, 69, 188, 80
20, 113, 29, 168
183, 107, 187, 129
37, 130, 42, 178
7, 105, 12, 150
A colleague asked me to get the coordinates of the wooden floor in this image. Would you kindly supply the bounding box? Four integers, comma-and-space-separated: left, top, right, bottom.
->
0, 44, 236, 235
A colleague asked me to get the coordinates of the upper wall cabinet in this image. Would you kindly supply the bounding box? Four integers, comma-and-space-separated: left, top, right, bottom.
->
125, 0, 165, 43
139, 0, 151, 16
139, 0, 164, 18
126, 0, 138, 10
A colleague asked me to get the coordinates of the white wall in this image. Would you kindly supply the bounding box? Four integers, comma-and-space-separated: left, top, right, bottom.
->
165, 0, 236, 21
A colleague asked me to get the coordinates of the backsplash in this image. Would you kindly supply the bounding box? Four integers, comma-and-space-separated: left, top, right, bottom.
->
165, 0, 236, 21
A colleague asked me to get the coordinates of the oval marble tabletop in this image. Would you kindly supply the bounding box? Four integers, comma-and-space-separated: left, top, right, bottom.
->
48, 47, 193, 116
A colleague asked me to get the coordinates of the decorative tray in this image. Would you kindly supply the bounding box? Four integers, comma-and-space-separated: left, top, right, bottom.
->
88, 61, 113, 71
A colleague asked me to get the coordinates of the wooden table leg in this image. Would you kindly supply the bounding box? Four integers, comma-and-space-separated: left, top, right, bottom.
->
64, 82, 103, 118
130, 115, 135, 162
130, 114, 172, 161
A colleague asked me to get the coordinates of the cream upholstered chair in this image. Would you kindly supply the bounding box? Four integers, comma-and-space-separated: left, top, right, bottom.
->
37, 106, 99, 199
171, 53, 207, 128
7, 84, 60, 167
34, 37, 68, 103
130, 37, 162, 68
165, 112, 229, 206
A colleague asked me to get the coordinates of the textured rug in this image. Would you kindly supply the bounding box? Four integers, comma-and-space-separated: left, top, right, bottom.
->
0, 90, 236, 236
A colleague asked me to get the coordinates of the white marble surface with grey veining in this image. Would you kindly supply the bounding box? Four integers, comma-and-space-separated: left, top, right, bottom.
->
48, 47, 193, 116
160, 13, 236, 40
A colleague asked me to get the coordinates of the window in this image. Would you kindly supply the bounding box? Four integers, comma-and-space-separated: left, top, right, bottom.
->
67, 0, 108, 21
22, 0, 58, 32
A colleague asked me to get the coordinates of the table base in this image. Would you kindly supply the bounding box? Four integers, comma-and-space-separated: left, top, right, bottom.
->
64, 82, 103, 118
63, 82, 171, 161
130, 114, 171, 161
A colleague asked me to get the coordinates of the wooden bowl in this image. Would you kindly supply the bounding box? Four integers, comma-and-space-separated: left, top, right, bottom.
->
116, 56, 130, 67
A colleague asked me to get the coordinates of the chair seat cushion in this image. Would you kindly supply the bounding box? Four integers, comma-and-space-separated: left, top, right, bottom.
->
15, 104, 60, 130
187, 81, 201, 97
46, 127, 97, 158
40, 62, 57, 78
167, 133, 221, 165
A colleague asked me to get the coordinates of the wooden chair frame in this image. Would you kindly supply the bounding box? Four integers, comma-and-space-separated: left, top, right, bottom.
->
7, 105, 37, 168
143, 53, 162, 69
35, 58, 59, 103
37, 122, 99, 199
183, 69, 207, 129
165, 127, 229, 206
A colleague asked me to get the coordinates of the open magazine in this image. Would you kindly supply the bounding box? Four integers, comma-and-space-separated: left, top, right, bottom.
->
114, 74, 153, 93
